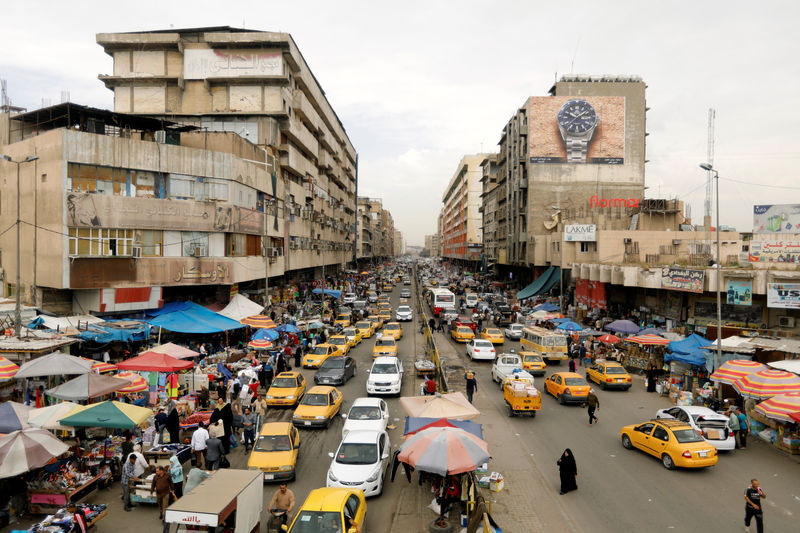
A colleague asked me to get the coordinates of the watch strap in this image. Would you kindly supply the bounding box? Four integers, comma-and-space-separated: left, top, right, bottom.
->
564, 138, 588, 163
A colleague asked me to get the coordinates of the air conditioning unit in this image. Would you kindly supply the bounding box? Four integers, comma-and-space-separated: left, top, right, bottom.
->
672, 239, 681, 245
192, 246, 205, 257
623, 238, 632, 244
778, 316, 795, 328
154, 130, 167, 144
271, 248, 280, 257
131, 246, 142, 258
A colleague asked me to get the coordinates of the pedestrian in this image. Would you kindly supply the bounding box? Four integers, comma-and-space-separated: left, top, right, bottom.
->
205, 425, 225, 471
265, 355, 275, 386
149, 465, 174, 520
464, 370, 477, 403
129, 444, 149, 478
568, 357, 577, 373
727, 408, 741, 448
744, 478, 765, 533
294, 345, 303, 368
166, 405, 180, 444
424, 375, 437, 396
585, 388, 599, 425
646, 364, 658, 393
121, 454, 139, 512
168, 455, 184, 499
428, 317, 435, 332
190, 422, 209, 469
154, 408, 167, 442
241, 406, 256, 453
736, 407, 749, 449
557, 448, 578, 495
579, 344, 587, 367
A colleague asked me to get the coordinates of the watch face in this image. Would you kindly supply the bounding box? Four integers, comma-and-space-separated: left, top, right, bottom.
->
558, 100, 598, 134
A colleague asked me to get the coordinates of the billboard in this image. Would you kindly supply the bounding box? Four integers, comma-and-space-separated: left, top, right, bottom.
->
661, 267, 705, 293
748, 240, 800, 263
767, 283, 800, 309
564, 224, 597, 242
753, 204, 800, 234
184, 49, 283, 80
528, 96, 625, 164
726, 280, 752, 306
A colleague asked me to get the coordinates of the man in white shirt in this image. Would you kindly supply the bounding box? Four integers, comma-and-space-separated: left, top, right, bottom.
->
190, 423, 209, 470
129, 444, 149, 478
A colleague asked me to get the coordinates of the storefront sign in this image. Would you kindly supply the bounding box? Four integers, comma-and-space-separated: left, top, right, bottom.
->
726, 280, 752, 306
748, 240, 800, 263
753, 204, 800, 234
767, 283, 800, 309
661, 267, 704, 293
563, 224, 597, 242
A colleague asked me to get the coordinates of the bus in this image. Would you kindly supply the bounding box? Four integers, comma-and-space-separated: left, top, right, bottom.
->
520, 326, 568, 363
428, 288, 456, 317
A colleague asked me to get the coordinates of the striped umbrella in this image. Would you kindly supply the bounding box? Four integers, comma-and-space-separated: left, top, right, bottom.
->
0, 402, 32, 433
240, 315, 277, 329
80, 358, 117, 374
115, 372, 149, 394
733, 369, 800, 400
625, 334, 670, 346
0, 429, 70, 479
754, 392, 800, 423
596, 334, 621, 344
709, 360, 768, 385
398, 426, 490, 477
248, 339, 274, 350
0, 357, 19, 380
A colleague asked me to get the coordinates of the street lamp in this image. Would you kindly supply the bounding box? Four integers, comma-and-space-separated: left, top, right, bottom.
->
1, 154, 39, 338
699, 162, 723, 380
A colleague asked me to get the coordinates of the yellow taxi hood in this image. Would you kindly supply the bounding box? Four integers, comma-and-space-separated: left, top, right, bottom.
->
248, 449, 294, 470
294, 404, 329, 418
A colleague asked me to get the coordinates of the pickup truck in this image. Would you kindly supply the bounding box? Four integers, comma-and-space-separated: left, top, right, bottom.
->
491, 353, 534, 389
503, 323, 523, 340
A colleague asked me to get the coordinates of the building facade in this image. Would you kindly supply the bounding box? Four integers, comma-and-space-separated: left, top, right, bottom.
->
441, 154, 486, 263
356, 197, 396, 262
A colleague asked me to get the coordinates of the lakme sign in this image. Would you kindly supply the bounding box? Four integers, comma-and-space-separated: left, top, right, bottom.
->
563, 224, 597, 242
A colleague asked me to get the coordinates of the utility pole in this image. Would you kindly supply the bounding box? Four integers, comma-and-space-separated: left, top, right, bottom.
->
264, 197, 270, 310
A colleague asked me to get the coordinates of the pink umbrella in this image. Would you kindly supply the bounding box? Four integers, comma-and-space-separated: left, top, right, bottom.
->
625, 334, 670, 346
733, 369, 800, 400
398, 426, 490, 477
710, 360, 768, 386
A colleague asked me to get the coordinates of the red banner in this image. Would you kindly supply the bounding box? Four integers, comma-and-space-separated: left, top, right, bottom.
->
576, 279, 590, 307
576, 279, 606, 310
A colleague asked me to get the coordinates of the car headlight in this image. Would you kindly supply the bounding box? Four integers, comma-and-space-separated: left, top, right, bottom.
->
279, 465, 293, 472
266, 395, 274, 399
315, 415, 326, 420
292, 413, 301, 419
286, 395, 295, 400
366, 469, 380, 483
328, 470, 338, 482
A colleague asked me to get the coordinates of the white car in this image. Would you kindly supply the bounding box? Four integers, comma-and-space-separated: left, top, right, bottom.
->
327, 430, 391, 497
504, 323, 524, 340
342, 397, 389, 438
655, 406, 736, 451
404, 279, 411, 285
465, 339, 497, 361
395, 305, 413, 322
400, 288, 411, 298
366, 357, 404, 396
343, 292, 357, 304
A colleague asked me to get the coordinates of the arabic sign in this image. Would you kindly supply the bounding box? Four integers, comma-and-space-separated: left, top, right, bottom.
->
184, 48, 283, 80
70, 257, 233, 288
753, 204, 800, 234
563, 224, 597, 242
726, 280, 752, 306
748, 240, 800, 263
661, 267, 705, 293
767, 283, 800, 309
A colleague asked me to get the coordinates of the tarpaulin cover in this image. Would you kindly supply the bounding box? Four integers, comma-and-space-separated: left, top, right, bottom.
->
116, 351, 193, 372
147, 301, 244, 334
78, 320, 151, 343
312, 288, 342, 298
517, 267, 561, 301
664, 349, 707, 366
218, 294, 264, 322
532, 302, 559, 312
668, 333, 713, 355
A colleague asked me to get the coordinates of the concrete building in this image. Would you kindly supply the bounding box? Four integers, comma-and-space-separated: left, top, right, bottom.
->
423, 234, 440, 257
393, 230, 405, 257
356, 197, 396, 263
441, 154, 486, 263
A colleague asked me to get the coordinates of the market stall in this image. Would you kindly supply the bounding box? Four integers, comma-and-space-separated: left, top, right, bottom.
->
752, 392, 800, 455
28, 503, 107, 532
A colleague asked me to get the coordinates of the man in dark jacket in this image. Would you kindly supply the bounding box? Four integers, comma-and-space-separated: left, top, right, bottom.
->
150, 465, 174, 520
584, 389, 599, 425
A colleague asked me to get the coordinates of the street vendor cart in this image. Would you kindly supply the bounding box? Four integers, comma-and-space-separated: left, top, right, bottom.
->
164, 469, 263, 533
145, 443, 193, 468
503, 373, 541, 417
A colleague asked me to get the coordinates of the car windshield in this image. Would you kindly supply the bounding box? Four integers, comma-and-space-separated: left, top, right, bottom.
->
348, 406, 381, 420
320, 358, 345, 370
385, 324, 399, 330
311, 346, 329, 355
564, 378, 587, 386
271, 377, 296, 388
336, 442, 378, 465
605, 366, 627, 374
301, 393, 329, 406
474, 340, 493, 348
458, 328, 472, 334
343, 329, 356, 336
288, 511, 343, 533
254, 434, 291, 452
376, 338, 396, 346
330, 338, 346, 345
356, 322, 370, 329
372, 364, 398, 375
673, 428, 705, 443
486, 329, 501, 335
524, 355, 543, 362
397, 306, 411, 312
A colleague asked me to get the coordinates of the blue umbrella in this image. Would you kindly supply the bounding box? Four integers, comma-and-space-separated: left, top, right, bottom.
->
550, 317, 571, 324
252, 328, 279, 341
604, 320, 641, 335
556, 320, 583, 332
533, 302, 560, 312
277, 324, 300, 334
639, 327, 665, 336
308, 321, 325, 329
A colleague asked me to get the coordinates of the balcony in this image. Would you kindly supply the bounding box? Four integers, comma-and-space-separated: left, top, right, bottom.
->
292, 89, 321, 132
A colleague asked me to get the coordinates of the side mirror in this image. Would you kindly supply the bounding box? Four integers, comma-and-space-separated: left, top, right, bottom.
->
341, 413, 348, 419
383, 413, 389, 419
381, 453, 389, 460
328, 452, 335, 458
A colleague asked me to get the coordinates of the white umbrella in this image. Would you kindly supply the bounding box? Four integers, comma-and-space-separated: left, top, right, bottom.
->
15, 352, 93, 378
0, 429, 70, 479
28, 402, 82, 431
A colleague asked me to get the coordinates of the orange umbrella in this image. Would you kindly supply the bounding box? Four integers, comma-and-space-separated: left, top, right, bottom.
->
754, 392, 800, 423
115, 372, 149, 394
0, 357, 19, 380
710, 360, 768, 386
240, 315, 277, 329
625, 334, 670, 346
734, 369, 800, 399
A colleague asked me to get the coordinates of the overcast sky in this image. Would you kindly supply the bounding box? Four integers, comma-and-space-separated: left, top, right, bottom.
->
2, 0, 799, 246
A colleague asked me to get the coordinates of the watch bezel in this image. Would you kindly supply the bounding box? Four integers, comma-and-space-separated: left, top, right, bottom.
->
557, 99, 598, 134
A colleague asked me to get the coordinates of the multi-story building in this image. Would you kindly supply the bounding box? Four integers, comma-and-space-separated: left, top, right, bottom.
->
441, 154, 486, 263
479, 154, 500, 267
356, 197, 396, 262
393, 230, 405, 257
423, 234, 439, 257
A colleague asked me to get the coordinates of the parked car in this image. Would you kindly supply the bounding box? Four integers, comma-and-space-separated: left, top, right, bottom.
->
314, 356, 357, 386
466, 339, 497, 361
504, 323, 524, 340
366, 357, 403, 396
326, 430, 391, 497
620, 418, 718, 469
655, 406, 736, 451
342, 397, 389, 438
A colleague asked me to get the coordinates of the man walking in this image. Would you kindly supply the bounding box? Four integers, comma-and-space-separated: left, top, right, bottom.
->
241, 407, 256, 453
464, 370, 478, 404
727, 408, 741, 448
121, 454, 139, 512
585, 388, 599, 425
737, 407, 749, 449
149, 465, 174, 520
744, 478, 765, 533
190, 422, 209, 469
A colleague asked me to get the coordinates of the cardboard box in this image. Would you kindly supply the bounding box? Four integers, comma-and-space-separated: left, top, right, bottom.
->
477, 476, 490, 488
475, 463, 488, 474
490, 478, 504, 492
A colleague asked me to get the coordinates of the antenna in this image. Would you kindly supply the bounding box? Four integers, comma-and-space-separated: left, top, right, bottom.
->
60, 90, 70, 103
704, 108, 716, 228
1, 79, 8, 108
570, 38, 581, 73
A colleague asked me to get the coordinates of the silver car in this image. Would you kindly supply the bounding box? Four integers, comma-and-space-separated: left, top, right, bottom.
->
395, 305, 413, 322
504, 323, 524, 340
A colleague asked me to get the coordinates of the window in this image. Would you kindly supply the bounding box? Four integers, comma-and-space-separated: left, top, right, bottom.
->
136, 230, 163, 256
168, 174, 195, 200
181, 232, 208, 257
652, 426, 670, 441
246, 234, 262, 256
133, 170, 156, 198
579, 242, 596, 253
636, 423, 654, 435
196, 178, 229, 202
68, 228, 134, 256
227, 233, 246, 256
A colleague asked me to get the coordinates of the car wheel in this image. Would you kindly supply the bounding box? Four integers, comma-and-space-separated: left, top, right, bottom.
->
601, 381, 607, 390
662, 454, 675, 470
621, 434, 633, 449
499, 379, 504, 391
506, 403, 515, 417
558, 393, 566, 405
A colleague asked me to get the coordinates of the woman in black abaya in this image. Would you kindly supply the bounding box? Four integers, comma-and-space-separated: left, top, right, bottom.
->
557, 448, 577, 495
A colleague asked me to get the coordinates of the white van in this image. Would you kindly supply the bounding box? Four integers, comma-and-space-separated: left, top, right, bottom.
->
465, 293, 479, 308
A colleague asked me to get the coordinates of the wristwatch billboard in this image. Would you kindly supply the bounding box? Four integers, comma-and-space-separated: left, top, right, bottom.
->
557, 99, 599, 163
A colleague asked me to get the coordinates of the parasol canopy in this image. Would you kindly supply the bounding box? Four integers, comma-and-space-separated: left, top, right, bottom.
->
604, 320, 641, 335
148, 342, 199, 359
116, 352, 193, 372
754, 392, 800, 423
790, 411, 800, 424
248, 339, 274, 350
45, 373, 133, 401
59, 400, 153, 429
28, 402, 83, 431
0, 357, 19, 380
733, 369, 800, 399
710, 359, 768, 385
252, 328, 280, 341
596, 334, 621, 344
399, 392, 480, 420
115, 372, 149, 394
625, 334, 670, 346
14, 352, 93, 378
555, 320, 583, 332
277, 323, 300, 334
398, 426, 490, 477
0, 429, 70, 479
80, 358, 117, 373
240, 315, 277, 329
0, 401, 32, 433
403, 417, 483, 439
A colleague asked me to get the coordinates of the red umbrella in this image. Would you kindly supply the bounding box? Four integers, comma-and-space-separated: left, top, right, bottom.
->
248, 339, 274, 350
596, 334, 621, 344
116, 352, 193, 372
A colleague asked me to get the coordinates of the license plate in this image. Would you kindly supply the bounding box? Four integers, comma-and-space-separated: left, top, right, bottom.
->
698, 451, 707, 457
304, 421, 311, 426
616, 379, 623, 382
264, 474, 274, 480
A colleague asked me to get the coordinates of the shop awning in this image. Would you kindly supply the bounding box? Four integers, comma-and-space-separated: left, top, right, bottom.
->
516, 267, 561, 301
147, 301, 245, 334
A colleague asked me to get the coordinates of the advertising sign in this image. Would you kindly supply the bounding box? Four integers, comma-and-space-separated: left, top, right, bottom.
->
753, 204, 800, 234
528, 96, 625, 165
767, 283, 800, 309
563, 224, 597, 242
184, 48, 283, 80
726, 280, 752, 306
748, 240, 800, 263
661, 267, 705, 293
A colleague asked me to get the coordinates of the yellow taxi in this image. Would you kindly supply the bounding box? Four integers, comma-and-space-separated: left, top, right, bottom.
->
451, 326, 475, 343
334, 313, 352, 328
519, 351, 547, 376
247, 422, 300, 482
372, 336, 398, 358
543, 372, 591, 404
376, 311, 392, 326
369, 315, 386, 330
303, 344, 339, 368
286, 488, 366, 533
265, 372, 307, 407
382, 283, 393, 292
620, 419, 718, 470
328, 335, 351, 356
377, 295, 391, 304
586, 360, 632, 390
355, 320, 375, 339
292, 386, 344, 429
342, 327, 362, 348
377, 302, 392, 313
381, 322, 403, 341
480, 328, 505, 345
